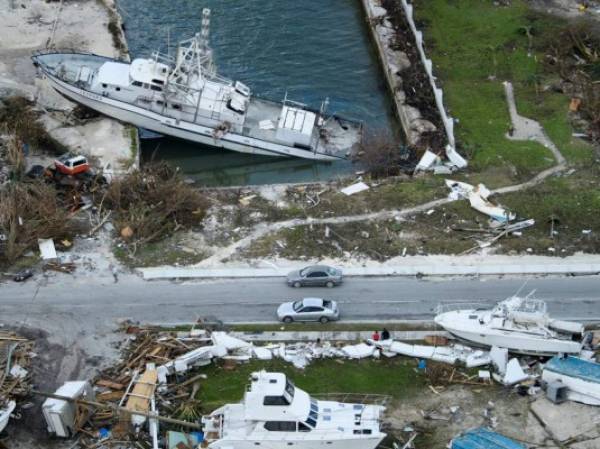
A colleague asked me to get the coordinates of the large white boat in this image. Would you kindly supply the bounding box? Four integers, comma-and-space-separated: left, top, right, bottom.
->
201, 371, 386, 449
434, 293, 585, 355
32, 9, 362, 161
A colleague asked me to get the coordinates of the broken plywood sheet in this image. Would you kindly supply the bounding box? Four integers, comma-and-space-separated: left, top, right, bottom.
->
38, 238, 57, 260
125, 368, 157, 426
340, 181, 369, 196
211, 332, 251, 351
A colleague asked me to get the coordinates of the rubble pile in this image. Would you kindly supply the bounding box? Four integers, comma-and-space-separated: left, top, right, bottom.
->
0, 315, 589, 449
0, 331, 34, 429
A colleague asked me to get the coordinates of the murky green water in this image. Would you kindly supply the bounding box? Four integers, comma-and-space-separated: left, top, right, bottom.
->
119, 0, 394, 185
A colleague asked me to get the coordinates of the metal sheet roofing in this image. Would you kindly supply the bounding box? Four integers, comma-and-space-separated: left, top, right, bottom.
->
545, 356, 600, 384
451, 427, 527, 449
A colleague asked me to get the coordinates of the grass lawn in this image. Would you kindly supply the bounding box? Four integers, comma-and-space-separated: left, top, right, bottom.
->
413, 0, 595, 182
195, 358, 424, 412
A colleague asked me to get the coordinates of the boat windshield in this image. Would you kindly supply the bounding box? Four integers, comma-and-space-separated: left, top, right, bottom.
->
305, 398, 318, 428
285, 379, 296, 398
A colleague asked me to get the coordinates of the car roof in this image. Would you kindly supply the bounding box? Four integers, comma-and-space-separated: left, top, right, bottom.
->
302, 297, 324, 307
305, 265, 331, 271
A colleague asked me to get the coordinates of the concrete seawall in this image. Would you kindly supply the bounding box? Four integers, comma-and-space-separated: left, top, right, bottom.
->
360, 0, 415, 144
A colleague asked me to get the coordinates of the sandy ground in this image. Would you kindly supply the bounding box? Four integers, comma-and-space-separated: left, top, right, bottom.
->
387, 383, 600, 448
0, 1, 132, 445
0, 0, 135, 174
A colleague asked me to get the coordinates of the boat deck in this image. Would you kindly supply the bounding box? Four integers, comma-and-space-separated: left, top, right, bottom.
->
244, 98, 362, 158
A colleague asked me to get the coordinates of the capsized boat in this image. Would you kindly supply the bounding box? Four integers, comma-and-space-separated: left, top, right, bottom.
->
434, 293, 585, 355
201, 371, 386, 449
32, 9, 362, 161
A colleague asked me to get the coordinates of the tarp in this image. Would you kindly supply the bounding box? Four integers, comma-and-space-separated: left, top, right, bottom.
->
451, 427, 526, 449
544, 356, 600, 384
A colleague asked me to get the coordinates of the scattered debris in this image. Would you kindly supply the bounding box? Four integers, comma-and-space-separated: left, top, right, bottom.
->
446, 179, 515, 223
542, 355, 600, 406
37, 238, 57, 260
0, 331, 34, 432
495, 358, 529, 385
374, 340, 491, 367
42, 381, 95, 438
340, 181, 370, 196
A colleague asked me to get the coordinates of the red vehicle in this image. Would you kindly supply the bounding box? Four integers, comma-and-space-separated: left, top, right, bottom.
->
54, 154, 90, 176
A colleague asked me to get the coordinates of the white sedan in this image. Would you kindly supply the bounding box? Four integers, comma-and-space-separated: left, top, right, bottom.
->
277, 297, 340, 323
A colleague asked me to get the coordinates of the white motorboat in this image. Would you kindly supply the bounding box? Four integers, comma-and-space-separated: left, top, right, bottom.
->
0, 401, 15, 433
32, 9, 362, 161
201, 371, 386, 449
434, 293, 585, 355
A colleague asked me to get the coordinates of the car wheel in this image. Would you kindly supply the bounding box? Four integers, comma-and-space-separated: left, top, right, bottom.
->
325, 281, 334, 288
293, 282, 301, 288
283, 316, 293, 323
319, 316, 329, 324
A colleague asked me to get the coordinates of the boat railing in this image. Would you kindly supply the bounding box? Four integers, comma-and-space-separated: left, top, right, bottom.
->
435, 302, 489, 314
311, 393, 390, 407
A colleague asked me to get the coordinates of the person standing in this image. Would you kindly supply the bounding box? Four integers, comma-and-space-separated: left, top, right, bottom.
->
381, 328, 390, 341
371, 330, 380, 341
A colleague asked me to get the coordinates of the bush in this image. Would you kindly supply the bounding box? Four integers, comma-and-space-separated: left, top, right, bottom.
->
0, 181, 71, 265
102, 163, 210, 248
358, 131, 414, 178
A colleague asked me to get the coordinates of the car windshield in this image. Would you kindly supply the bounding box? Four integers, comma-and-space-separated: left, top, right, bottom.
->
292, 301, 303, 312
299, 267, 309, 277
327, 267, 337, 275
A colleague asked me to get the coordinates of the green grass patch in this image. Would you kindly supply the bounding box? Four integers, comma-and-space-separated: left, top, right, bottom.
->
196, 358, 423, 411
413, 0, 593, 175
113, 237, 209, 268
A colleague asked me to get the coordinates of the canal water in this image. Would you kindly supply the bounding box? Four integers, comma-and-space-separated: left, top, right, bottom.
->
119, 0, 394, 185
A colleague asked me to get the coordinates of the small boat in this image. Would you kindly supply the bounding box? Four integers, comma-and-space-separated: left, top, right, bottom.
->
0, 401, 16, 433
201, 371, 386, 449
434, 293, 585, 355
32, 9, 362, 161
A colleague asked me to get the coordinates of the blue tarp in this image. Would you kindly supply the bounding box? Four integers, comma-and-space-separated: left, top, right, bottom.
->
451, 427, 527, 449
545, 356, 600, 384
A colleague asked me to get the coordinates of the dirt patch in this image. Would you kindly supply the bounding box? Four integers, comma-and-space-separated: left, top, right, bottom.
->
386, 384, 537, 448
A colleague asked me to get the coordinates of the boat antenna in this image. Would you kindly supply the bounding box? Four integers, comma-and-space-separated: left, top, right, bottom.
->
200, 8, 211, 51
167, 26, 170, 58
514, 279, 529, 297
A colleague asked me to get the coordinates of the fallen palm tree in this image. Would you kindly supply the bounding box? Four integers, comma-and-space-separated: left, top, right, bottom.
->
0, 181, 72, 265
101, 163, 210, 251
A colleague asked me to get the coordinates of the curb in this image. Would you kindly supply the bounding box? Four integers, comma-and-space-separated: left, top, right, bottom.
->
138, 265, 600, 280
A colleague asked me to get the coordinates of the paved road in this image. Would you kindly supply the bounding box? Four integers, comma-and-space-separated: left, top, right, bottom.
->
2, 275, 600, 326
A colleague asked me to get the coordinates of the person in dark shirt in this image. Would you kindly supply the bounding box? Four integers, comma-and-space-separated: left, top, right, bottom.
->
381, 328, 390, 341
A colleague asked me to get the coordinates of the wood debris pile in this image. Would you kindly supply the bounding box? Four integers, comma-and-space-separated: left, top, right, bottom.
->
0, 331, 34, 407
71, 326, 214, 447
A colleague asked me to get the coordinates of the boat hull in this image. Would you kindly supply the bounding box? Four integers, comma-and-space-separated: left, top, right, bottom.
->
208, 435, 385, 449
441, 327, 581, 356
39, 71, 344, 161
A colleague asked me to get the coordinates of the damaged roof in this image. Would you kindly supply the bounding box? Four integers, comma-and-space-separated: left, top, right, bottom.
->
545, 356, 600, 384
451, 427, 527, 449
